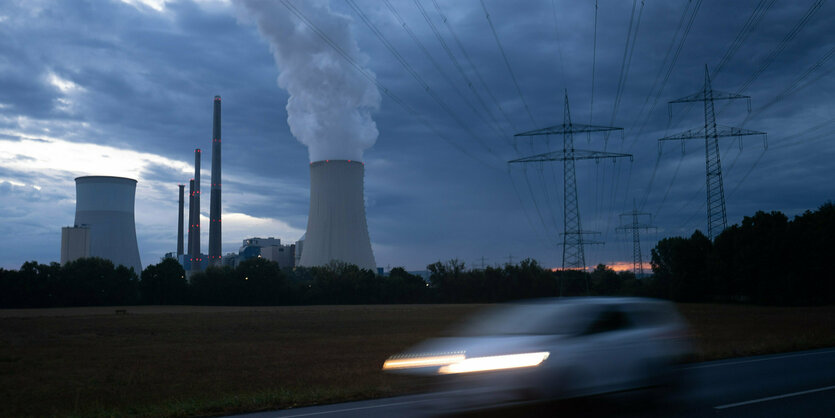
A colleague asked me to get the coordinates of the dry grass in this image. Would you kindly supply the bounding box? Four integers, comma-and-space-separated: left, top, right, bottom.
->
0, 303, 833, 417
678, 303, 835, 361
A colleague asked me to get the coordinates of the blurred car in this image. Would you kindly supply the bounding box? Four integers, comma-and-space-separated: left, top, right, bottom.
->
383, 297, 693, 411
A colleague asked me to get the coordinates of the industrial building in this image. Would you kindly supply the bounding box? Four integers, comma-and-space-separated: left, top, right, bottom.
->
298, 160, 376, 271
60, 225, 90, 264
221, 237, 295, 269
61, 176, 142, 273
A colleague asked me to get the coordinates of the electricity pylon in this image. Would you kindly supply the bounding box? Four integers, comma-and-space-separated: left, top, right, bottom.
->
510, 93, 632, 279
616, 202, 656, 277
661, 65, 766, 240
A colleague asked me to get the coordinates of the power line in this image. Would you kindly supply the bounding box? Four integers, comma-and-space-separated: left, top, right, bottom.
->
428, 0, 521, 138
606, 0, 644, 147
741, 44, 835, 126
665, 0, 778, 143
661, 2, 831, 226
735, 0, 825, 95
589, 0, 598, 130
550, 0, 567, 88
627, 0, 702, 153
278, 0, 498, 170
382, 0, 511, 148
414, 0, 515, 140
509, 164, 561, 247
479, 0, 537, 127
344, 0, 500, 162
713, 0, 777, 79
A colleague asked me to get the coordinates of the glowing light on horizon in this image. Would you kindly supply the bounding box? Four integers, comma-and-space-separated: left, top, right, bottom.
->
550, 262, 651, 273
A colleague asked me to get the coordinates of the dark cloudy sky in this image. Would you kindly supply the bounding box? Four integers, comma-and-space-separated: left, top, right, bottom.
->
0, 0, 833, 271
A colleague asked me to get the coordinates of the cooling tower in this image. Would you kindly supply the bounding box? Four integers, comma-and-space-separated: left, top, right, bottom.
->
73, 176, 142, 273
299, 160, 375, 271
208, 95, 222, 265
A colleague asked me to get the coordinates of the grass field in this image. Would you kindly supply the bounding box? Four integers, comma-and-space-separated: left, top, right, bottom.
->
1, 303, 834, 417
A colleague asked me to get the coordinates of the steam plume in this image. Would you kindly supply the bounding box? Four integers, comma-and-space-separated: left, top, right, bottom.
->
236, 0, 381, 162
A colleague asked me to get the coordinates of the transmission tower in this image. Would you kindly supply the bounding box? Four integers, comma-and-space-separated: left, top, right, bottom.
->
616, 202, 656, 277
510, 93, 632, 279
661, 65, 766, 240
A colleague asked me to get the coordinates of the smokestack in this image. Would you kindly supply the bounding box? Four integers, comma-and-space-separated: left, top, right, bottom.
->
177, 184, 184, 256
187, 179, 195, 267
71, 176, 142, 273
208, 96, 222, 265
190, 149, 202, 271
299, 160, 375, 271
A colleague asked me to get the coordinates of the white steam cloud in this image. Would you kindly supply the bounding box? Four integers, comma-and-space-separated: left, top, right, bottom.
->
236, 0, 381, 162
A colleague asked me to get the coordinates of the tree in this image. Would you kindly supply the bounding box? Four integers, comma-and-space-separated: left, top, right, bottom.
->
383, 267, 428, 303
59, 257, 139, 306
235, 258, 286, 305
590, 264, 621, 295
189, 266, 234, 305
140, 258, 187, 305
650, 231, 712, 302
788, 202, 835, 305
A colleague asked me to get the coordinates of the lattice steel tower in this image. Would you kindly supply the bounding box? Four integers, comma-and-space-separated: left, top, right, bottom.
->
616, 202, 656, 276
662, 66, 766, 240
510, 93, 632, 275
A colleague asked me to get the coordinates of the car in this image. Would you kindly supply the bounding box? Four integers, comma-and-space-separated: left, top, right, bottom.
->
382, 297, 693, 411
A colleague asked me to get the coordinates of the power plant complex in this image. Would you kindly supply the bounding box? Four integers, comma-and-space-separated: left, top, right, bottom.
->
62, 95, 378, 276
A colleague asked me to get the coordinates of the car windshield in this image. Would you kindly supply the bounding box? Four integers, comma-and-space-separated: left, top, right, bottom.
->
454, 303, 591, 336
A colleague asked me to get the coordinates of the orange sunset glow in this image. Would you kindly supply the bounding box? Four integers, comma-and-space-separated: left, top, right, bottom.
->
550, 262, 652, 273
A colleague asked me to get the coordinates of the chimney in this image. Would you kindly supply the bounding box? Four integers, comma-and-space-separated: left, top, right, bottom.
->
209, 96, 222, 265
191, 149, 202, 271
187, 179, 195, 267
177, 184, 184, 256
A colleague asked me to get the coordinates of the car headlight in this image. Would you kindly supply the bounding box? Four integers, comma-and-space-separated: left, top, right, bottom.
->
382, 353, 466, 370
437, 352, 550, 375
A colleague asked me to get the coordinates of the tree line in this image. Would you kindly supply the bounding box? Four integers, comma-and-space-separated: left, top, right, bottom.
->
651, 202, 835, 305
1, 256, 641, 308
1, 202, 831, 308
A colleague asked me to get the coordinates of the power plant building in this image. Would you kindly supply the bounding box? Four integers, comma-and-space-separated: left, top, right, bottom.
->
298, 160, 376, 271
60, 225, 90, 264
220, 237, 295, 269
61, 176, 142, 273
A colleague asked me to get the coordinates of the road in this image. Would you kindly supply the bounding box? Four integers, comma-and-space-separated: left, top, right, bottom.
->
232, 347, 835, 417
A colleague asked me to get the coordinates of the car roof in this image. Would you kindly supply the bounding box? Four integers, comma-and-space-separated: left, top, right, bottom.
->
518, 296, 668, 306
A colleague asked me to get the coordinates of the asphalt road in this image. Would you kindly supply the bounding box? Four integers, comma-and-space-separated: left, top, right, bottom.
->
232, 347, 835, 418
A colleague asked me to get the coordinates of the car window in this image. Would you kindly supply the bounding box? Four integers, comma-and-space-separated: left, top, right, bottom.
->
582, 307, 631, 335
